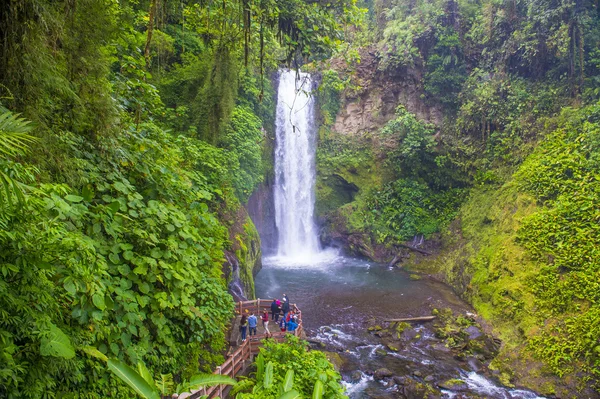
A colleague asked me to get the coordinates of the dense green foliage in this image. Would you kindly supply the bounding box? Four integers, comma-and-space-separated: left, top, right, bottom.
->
315, 0, 600, 393
516, 105, 600, 379
234, 336, 347, 399
412, 105, 600, 394
0, 0, 363, 397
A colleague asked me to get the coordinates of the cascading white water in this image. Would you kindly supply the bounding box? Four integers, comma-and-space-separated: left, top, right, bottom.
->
273, 70, 321, 259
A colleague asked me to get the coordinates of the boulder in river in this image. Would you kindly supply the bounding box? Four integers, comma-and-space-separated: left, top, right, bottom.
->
375, 348, 388, 356
374, 368, 393, 380
349, 370, 363, 382
438, 378, 469, 392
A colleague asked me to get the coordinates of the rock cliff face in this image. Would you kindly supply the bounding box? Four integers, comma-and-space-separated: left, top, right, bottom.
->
246, 179, 278, 256
223, 206, 262, 300
316, 47, 440, 261
331, 48, 442, 137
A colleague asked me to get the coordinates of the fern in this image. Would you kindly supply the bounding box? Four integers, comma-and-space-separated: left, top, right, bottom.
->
0, 110, 36, 158
0, 110, 36, 208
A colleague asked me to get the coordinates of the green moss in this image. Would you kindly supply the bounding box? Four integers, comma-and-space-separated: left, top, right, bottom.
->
231, 216, 261, 299
443, 379, 465, 387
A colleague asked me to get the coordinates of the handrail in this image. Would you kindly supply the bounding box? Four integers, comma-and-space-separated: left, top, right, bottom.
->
174, 299, 303, 399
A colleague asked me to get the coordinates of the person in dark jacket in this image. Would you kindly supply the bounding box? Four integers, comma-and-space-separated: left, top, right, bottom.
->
270, 298, 279, 322
240, 314, 248, 342
282, 297, 290, 321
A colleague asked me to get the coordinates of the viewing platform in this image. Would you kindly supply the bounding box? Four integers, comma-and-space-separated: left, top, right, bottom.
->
174, 299, 304, 399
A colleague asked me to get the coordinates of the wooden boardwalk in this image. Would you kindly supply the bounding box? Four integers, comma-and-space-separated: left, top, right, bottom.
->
174, 299, 304, 399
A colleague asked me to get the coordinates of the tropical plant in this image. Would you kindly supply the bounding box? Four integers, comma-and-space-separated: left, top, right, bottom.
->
0, 109, 36, 207
234, 336, 346, 399
101, 355, 237, 399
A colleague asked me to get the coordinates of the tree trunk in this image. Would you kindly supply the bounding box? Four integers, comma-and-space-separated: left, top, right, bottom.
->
384, 316, 436, 322
144, 0, 158, 69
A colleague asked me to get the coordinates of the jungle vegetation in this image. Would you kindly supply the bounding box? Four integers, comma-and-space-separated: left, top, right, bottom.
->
315, 0, 600, 393
0, 0, 363, 397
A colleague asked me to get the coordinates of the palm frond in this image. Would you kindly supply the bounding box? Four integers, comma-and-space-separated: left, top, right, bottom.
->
0, 110, 37, 158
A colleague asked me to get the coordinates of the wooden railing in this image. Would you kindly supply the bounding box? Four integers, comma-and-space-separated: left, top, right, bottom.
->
174, 299, 303, 399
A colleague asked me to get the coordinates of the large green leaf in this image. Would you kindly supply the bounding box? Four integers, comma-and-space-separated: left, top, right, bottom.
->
40, 323, 75, 359
107, 358, 160, 399
264, 362, 274, 389
137, 361, 154, 387
255, 353, 265, 381
82, 346, 108, 362
187, 373, 237, 389
278, 390, 302, 399
282, 369, 294, 392
312, 380, 324, 399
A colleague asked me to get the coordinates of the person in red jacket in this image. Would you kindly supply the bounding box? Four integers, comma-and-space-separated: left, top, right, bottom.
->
261, 311, 270, 335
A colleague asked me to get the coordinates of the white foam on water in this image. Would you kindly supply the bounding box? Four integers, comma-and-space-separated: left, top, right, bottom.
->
263, 247, 341, 269
342, 371, 373, 397
461, 372, 546, 399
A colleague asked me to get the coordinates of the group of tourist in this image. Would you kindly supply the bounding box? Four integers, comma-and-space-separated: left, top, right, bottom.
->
238, 294, 300, 341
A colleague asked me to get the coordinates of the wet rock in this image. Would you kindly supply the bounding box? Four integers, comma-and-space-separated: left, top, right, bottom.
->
432, 343, 452, 353
375, 348, 388, 356
467, 356, 484, 372
399, 378, 440, 399
374, 329, 391, 338
438, 378, 469, 392
306, 338, 325, 349
393, 376, 408, 385
374, 368, 393, 380
465, 325, 483, 340
386, 343, 399, 352
322, 351, 346, 371
413, 370, 422, 377
424, 375, 435, 382
349, 370, 363, 382
401, 328, 418, 341
368, 325, 382, 332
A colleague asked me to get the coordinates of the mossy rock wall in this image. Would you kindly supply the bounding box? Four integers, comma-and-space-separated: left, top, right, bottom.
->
224, 206, 262, 300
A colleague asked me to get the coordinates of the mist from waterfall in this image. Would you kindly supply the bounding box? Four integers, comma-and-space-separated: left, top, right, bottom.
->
273, 69, 321, 260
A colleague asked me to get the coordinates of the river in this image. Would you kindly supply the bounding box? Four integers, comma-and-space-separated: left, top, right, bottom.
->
255, 253, 545, 399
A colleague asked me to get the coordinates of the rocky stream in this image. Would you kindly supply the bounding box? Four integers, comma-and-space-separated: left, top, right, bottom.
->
255, 255, 545, 399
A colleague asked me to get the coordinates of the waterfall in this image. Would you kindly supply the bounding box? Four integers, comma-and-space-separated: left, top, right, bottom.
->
273, 70, 321, 259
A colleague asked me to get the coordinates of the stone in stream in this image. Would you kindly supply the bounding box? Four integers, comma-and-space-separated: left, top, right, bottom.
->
438, 378, 469, 392
374, 368, 394, 380
349, 370, 363, 382
467, 356, 484, 372
393, 376, 408, 385
375, 348, 388, 356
